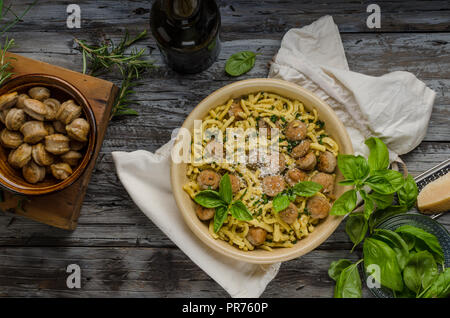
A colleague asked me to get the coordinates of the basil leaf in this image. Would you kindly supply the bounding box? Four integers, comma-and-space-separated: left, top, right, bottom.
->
359, 189, 374, 220
194, 190, 226, 208
365, 137, 389, 171
219, 173, 233, 204
292, 181, 322, 197
397, 175, 418, 210
365, 170, 404, 194
372, 229, 409, 270
330, 189, 357, 215
339, 179, 355, 186
328, 259, 353, 281
213, 206, 228, 233
368, 205, 407, 232
399, 232, 416, 251
225, 51, 257, 76
230, 200, 253, 221
395, 225, 444, 264
334, 261, 362, 298
363, 238, 404, 291
368, 192, 394, 209
337, 154, 370, 182
403, 251, 438, 294
272, 194, 290, 213
346, 213, 368, 252
418, 268, 450, 298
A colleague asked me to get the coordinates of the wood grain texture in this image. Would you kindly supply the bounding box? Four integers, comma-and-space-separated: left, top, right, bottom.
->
0, 0, 448, 297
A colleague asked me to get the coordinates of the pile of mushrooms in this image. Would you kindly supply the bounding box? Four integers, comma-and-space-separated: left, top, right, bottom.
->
0, 87, 90, 184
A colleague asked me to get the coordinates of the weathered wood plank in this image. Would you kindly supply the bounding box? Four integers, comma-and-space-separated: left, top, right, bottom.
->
5, 0, 450, 36
0, 247, 370, 297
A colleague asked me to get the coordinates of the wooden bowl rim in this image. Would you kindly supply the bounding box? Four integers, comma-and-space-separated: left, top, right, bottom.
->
170, 78, 354, 264
0, 73, 98, 196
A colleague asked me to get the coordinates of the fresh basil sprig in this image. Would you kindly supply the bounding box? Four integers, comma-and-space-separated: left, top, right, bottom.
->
330, 137, 419, 248
330, 226, 447, 298
225, 51, 258, 76
194, 173, 252, 233
328, 259, 363, 298
272, 181, 322, 213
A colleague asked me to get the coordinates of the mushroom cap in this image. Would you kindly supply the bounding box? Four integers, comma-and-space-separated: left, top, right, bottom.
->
0, 128, 23, 149
5, 108, 26, 131
23, 99, 48, 121
28, 87, 50, 101
0, 92, 18, 111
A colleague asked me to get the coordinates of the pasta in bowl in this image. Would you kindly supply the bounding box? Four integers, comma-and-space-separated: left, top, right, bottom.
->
171, 79, 353, 263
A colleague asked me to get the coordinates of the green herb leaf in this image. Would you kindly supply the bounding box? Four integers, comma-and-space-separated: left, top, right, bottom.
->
418, 268, 450, 298
346, 213, 368, 252
225, 51, 257, 76
365, 169, 404, 194
213, 206, 228, 233
368, 205, 407, 232
365, 137, 389, 171
363, 238, 404, 291
330, 189, 357, 216
395, 225, 444, 264
359, 189, 374, 220
219, 173, 233, 204
338, 179, 355, 186
334, 260, 363, 298
368, 192, 394, 209
292, 181, 323, 197
372, 229, 409, 270
403, 250, 438, 295
328, 259, 353, 281
397, 175, 418, 210
194, 190, 226, 208
230, 201, 253, 221
272, 194, 290, 213
337, 155, 370, 182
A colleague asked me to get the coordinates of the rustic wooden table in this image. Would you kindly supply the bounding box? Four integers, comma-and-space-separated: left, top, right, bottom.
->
0, 0, 448, 297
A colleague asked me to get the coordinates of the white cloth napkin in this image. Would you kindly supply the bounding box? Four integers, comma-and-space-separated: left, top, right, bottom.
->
112, 15, 435, 297
112, 142, 280, 298
269, 15, 435, 160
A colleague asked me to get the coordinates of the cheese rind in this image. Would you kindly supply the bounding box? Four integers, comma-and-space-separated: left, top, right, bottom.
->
417, 172, 450, 214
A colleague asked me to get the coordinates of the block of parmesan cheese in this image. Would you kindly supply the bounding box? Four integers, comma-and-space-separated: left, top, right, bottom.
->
417, 172, 450, 214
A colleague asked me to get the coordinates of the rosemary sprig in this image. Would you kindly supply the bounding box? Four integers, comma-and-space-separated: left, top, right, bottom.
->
75, 30, 154, 118
0, 36, 15, 86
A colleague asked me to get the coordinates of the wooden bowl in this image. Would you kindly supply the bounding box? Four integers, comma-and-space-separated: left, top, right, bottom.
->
0, 74, 97, 196
171, 78, 354, 264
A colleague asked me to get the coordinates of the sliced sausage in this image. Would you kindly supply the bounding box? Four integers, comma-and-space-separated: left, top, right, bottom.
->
285, 168, 308, 187
195, 204, 215, 221
197, 169, 221, 190
228, 101, 245, 119
229, 174, 240, 194
311, 172, 335, 194
307, 196, 331, 219
246, 227, 267, 246
291, 140, 310, 159
279, 202, 298, 224
296, 152, 317, 170
262, 175, 285, 197
285, 120, 307, 141
318, 151, 337, 173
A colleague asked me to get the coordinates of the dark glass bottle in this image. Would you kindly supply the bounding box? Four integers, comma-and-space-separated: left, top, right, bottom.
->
150, 0, 221, 74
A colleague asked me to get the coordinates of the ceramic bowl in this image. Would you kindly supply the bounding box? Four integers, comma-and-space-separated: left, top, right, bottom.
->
171, 78, 353, 263
0, 74, 97, 195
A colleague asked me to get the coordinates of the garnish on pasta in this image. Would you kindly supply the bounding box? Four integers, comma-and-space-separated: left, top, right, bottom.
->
183, 92, 340, 251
